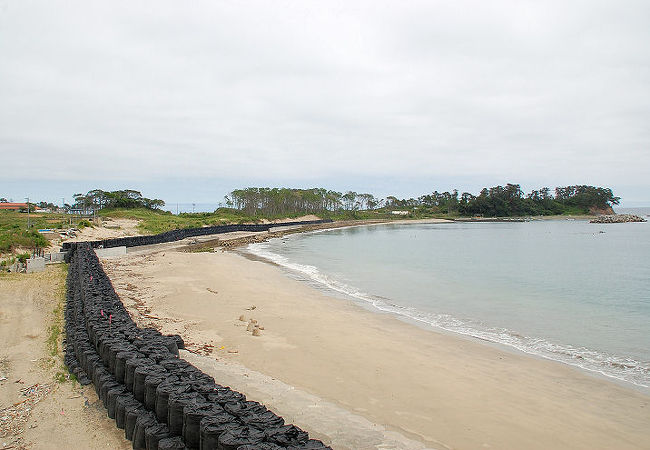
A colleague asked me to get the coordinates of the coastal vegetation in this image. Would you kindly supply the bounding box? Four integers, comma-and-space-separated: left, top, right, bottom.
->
98, 207, 258, 234
0, 184, 622, 253
226, 184, 620, 218
71, 189, 165, 212
0, 211, 52, 253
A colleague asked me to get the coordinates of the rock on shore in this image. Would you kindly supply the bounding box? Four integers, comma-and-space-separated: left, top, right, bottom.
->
590, 214, 647, 223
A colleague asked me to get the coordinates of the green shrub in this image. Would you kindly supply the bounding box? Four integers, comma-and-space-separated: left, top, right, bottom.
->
77, 219, 93, 229
0, 229, 49, 253
17, 252, 30, 264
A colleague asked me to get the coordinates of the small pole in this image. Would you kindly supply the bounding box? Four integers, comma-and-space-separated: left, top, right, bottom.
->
25, 197, 30, 230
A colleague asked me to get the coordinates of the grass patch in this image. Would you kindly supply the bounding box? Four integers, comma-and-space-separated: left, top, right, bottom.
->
99, 207, 260, 234
0, 210, 92, 255
46, 263, 75, 383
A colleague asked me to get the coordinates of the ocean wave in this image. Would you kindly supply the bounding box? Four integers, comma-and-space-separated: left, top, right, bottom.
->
245, 241, 650, 389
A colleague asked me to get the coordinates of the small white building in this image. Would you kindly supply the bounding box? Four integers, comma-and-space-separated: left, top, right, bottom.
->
391, 210, 409, 216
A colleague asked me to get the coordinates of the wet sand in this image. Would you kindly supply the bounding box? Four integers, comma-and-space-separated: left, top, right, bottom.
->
101, 247, 650, 450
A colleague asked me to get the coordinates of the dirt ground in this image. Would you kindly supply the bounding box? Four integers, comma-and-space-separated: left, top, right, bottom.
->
0, 266, 130, 449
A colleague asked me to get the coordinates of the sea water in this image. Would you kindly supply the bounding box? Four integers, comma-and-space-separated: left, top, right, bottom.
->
245, 220, 650, 389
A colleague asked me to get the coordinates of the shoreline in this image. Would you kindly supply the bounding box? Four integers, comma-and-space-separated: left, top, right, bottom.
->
100, 245, 650, 450
238, 236, 650, 394
176, 218, 453, 251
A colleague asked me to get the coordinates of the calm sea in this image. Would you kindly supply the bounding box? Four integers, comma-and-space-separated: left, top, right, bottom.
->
245, 219, 650, 389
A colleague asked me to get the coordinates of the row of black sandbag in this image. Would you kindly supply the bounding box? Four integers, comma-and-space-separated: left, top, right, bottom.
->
62, 219, 333, 252
63, 243, 331, 450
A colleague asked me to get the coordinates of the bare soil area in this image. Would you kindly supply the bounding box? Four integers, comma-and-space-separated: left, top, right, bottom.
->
0, 267, 130, 449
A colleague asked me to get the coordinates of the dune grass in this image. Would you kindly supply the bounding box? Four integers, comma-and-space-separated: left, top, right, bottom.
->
99, 207, 262, 234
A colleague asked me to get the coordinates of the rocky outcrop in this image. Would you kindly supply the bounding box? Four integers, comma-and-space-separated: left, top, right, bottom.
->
589, 205, 615, 215
590, 214, 647, 223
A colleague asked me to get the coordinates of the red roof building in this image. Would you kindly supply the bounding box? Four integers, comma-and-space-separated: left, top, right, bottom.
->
0, 202, 40, 211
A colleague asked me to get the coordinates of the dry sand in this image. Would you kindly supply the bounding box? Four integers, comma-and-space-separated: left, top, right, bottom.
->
0, 267, 130, 450
100, 246, 650, 450
65, 218, 142, 243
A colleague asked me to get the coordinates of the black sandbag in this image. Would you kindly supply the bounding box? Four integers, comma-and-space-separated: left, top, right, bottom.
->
199, 414, 240, 450
264, 424, 308, 447
125, 358, 154, 392
159, 358, 191, 372
77, 374, 93, 385
158, 436, 187, 450
205, 389, 245, 406
216, 425, 265, 450
183, 402, 222, 449
125, 403, 146, 441
83, 354, 102, 377
144, 374, 167, 412
82, 350, 100, 373
99, 337, 121, 367
145, 374, 179, 412
170, 334, 184, 350
145, 422, 171, 450
133, 365, 166, 402
100, 380, 121, 407
106, 385, 128, 419
115, 394, 140, 429
132, 411, 158, 450
156, 382, 191, 423
158, 336, 179, 356
91, 365, 108, 389
167, 392, 204, 437
239, 410, 284, 429
236, 443, 283, 450
96, 372, 116, 398
189, 381, 219, 397
193, 374, 215, 385
177, 366, 204, 382
115, 351, 139, 383
286, 440, 333, 449
108, 343, 132, 373
140, 348, 173, 364
223, 401, 266, 418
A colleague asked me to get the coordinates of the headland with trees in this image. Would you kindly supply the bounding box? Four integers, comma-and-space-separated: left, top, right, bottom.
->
0, 184, 622, 258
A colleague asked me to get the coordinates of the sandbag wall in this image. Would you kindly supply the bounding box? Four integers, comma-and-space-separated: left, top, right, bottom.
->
62, 220, 333, 252
64, 243, 331, 450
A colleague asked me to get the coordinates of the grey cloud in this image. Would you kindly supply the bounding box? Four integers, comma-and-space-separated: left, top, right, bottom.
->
0, 0, 648, 203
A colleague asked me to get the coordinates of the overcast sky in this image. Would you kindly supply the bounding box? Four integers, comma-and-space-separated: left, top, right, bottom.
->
1, 0, 649, 206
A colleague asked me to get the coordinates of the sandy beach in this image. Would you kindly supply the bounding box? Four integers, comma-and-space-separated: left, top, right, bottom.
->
97, 241, 650, 450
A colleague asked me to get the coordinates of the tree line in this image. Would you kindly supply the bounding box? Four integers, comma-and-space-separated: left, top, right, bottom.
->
71, 189, 165, 212
226, 185, 620, 217
225, 188, 381, 216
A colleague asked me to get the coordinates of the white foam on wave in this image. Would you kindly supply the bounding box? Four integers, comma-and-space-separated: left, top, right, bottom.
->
245, 241, 650, 389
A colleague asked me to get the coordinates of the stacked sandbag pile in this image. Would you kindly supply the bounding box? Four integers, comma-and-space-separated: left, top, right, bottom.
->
64, 243, 330, 450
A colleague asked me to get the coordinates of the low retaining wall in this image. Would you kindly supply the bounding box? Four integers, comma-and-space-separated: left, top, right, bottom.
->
64, 236, 331, 448
45, 252, 67, 264
26, 256, 46, 273
95, 246, 128, 258
62, 220, 332, 252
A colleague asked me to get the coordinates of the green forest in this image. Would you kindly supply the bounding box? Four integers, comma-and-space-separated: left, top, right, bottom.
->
0, 184, 621, 255
69, 184, 619, 219
226, 184, 620, 217
70, 189, 165, 211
